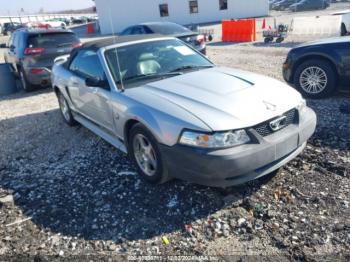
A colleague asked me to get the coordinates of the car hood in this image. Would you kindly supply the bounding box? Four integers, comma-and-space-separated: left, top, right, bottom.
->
138, 67, 302, 131
295, 36, 350, 48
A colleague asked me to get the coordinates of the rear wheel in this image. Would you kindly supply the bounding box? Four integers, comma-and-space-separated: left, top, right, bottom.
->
264, 37, 273, 44
128, 124, 169, 184
276, 37, 284, 43
293, 59, 336, 98
19, 68, 34, 92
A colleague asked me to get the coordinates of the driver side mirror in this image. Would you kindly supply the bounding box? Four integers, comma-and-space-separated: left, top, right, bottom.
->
85, 77, 109, 89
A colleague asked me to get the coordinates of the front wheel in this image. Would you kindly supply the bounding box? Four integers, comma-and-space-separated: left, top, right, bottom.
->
128, 124, 169, 184
293, 59, 336, 98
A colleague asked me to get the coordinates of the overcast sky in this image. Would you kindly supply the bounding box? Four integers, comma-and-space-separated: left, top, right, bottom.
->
0, 0, 95, 15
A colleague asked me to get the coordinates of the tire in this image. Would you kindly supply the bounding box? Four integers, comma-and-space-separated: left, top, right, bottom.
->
293, 59, 337, 98
57, 91, 76, 126
341, 24, 347, 36
128, 123, 169, 184
19, 68, 34, 92
276, 37, 284, 43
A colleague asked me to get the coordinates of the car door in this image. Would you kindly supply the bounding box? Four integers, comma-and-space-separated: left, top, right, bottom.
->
5, 32, 18, 70
67, 49, 115, 132
339, 42, 350, 85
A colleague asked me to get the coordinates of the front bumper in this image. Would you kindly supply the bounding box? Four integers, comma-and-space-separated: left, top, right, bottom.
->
282, 64, 293, 83
160, 107, 316, 187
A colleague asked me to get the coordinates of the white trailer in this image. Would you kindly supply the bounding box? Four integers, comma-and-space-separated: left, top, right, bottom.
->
94, 0, 269, 34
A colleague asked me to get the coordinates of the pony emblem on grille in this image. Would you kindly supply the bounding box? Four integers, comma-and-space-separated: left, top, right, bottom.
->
269, 116, 287, 131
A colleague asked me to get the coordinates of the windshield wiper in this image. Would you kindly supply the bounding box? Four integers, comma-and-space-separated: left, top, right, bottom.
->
170, 65, 214, 73
122, 72, 182, 83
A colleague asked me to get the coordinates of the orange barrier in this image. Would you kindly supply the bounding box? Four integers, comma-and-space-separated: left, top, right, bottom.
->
222, 19, 256, 42
86, 23, 95, 34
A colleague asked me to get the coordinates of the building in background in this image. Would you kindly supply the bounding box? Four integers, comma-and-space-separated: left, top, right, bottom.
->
94, 0, 269, 34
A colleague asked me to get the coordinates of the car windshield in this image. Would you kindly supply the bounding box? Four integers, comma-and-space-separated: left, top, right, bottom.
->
147, 23, 192, 35
105, 39, 213, 88
27, 32, 79, 48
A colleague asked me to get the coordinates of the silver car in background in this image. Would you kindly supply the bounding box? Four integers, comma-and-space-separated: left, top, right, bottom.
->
119, 22, 207, 54
52, 35, 316, 187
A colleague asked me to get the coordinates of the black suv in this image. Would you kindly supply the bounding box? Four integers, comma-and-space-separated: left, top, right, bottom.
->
2, 28, 81, 91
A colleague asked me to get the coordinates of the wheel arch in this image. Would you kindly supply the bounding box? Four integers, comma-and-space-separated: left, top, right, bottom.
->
123, 119, 141, 149
291, 54, 339, 84
53, 85, 60, 96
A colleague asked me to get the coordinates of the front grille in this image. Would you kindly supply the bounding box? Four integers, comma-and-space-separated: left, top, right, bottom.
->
253, 109, 298, 137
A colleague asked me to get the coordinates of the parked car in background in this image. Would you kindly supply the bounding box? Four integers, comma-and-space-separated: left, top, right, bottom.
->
71, 17, 88, 25
120, 22, 206, 54
290, 0, 329, 12
2, 28, 81, 91
2, 22, 23, 36
272, 0, 301, 11
331, 10, 350, 36
269, 0, 282, 8
45, 19, 67, 29
55, 17, 71, 26
52, 35, 316, 187
283, 36, 350, 98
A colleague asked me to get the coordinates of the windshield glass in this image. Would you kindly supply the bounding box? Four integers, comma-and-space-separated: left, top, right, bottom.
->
148, 23, 192, 34
105, 39, 213, 87
27, 33, 79, 48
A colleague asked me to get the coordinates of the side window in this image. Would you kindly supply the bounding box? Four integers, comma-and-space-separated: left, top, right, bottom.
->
10, 33, 18, 49
131, 26, 144, 35
8, 35, 14, 48
219, 0, 228, 10
159, 4, 169, 17
69, 50, 106, 82
121, 27, 133, 35
143, 26, 153, 34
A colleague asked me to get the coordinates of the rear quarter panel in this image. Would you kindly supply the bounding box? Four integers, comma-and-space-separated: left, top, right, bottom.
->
52, 62, 75, 105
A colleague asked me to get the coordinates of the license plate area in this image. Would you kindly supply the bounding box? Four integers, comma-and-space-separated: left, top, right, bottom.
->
275, 133, 298, 160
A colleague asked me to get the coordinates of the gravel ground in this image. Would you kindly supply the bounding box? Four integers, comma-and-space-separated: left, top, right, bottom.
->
1, 20, 350, 262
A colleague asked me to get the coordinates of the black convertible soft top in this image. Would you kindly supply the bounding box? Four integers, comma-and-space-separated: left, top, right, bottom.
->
81, 34, 167, 51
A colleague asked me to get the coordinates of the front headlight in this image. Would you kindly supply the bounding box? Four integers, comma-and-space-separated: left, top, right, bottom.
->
179, 129, 250, 148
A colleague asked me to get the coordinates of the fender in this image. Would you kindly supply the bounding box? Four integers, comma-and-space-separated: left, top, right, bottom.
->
294, 48, 342, 76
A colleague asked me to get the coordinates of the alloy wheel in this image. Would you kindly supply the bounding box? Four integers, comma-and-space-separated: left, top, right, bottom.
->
133, 134, 158, 177
59, 94, 70, 122
299, 66, 328, 94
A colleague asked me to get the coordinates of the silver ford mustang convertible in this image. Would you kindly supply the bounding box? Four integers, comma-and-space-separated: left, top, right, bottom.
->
52, 35, 317, 187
